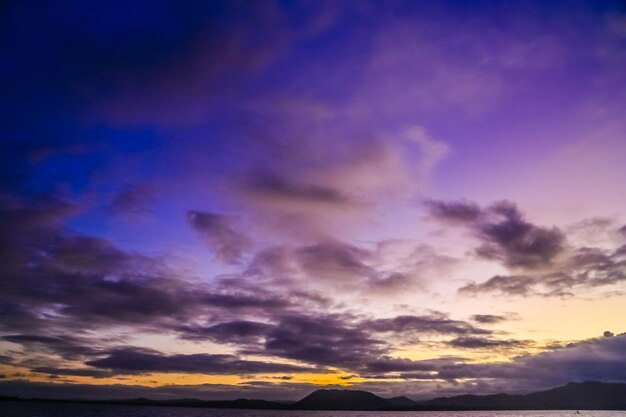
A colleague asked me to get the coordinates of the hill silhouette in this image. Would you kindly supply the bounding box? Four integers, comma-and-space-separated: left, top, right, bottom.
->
2, 381, 625, 410
421, 381, 626, 410
294, 389, 389, 410
387, 395, 417, 407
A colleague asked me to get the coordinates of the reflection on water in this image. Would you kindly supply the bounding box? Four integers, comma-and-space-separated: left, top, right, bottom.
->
0, 402, 625, 417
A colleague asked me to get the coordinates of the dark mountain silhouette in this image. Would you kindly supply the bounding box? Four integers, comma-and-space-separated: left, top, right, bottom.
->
387, 395, 417, 407
2, 381, 625, 410
421, 381, 626, 410
294, 389, 389, 410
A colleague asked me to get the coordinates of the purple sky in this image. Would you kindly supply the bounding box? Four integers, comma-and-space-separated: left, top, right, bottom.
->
0, 0, 625, 401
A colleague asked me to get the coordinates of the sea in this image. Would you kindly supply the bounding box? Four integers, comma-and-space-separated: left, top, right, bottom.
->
1, 402, 625, 417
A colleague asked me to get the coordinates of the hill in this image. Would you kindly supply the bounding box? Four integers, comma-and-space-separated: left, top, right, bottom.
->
294, 389, 390, 410
2, 381, 625, 410
421, 381, 626, 410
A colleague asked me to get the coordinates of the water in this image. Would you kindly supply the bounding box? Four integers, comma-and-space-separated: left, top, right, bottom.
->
0, 402, 625, 417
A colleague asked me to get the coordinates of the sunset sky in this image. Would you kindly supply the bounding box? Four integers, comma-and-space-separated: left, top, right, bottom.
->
1, 0, 625, 401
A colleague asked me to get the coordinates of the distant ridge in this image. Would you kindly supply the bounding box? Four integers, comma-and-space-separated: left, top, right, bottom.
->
387, 395, 417, 407
421, 381, 626, 410
2, 381, 625, 410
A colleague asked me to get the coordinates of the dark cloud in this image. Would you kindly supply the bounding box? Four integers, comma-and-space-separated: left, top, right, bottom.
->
30, 367, 115, 379
1, 191, 621, 396
294, 241, 375, 282
427, 199, 565, 269
424, 199, 481, 223
0, 199, 181, 335
460, 275, 539, 297
0, 196, 304, 352
244, 239, 453, 294
3, 335, 626, 399
436, 334, 626, 387
459, 245, 626, 297
259, 314, 386, 368
472, 201, 565, 269
1, 335, 98, 360
359, 334, 626, 391
470, 314, 509, 324
246, 246, 298, 277
366, 313, 491, 336
243, 240, 422, 294
178, 320, 273, 344
187, 210, 251, 263
447, 336, 532, 349
568, 246, 626, 287
364, 357, 462, 374
427, 200, 625, 297
244, 171, 353, 206
87, 347, 313, 375
174, 311, 492, 371
2, 199, 489, 377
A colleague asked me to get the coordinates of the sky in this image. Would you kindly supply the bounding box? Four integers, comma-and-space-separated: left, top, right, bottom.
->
0, 0, 625, 401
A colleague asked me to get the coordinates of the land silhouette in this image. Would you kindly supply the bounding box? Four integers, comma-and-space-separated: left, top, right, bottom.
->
2, 381, 626, 410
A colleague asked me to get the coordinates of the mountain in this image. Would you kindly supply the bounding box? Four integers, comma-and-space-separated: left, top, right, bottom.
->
387, 395, 417, 407
2, 381, 625, 410
294, 389, 389, 410
421, 381, 626, 410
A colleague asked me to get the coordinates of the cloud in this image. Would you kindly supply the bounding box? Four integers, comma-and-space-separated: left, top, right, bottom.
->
365, 313, 491, 336
30, 367, 115, 379
565, 217, 622, 248
4, 335, 626, 400
470, 314, 509, 324
255, 314, 387, 369
86, 347, 313, 375
364, 356, 462, 374
174, 311, 490, 371
0, 197, 490, 378
187, 210, 252, 263
1, 335, 98, 360
294, 240, 376, 282
427, 199, 565, 269
1, 191, 621, 396
243, 171, 353, 207
222, 123, 450, 239
0, 196, 310, 348
425, 199, 481, 224
459, 245, 626, 297
244, 238, 457, 296
436, 334, 626, 388
177, 320, 273, 344
424, 200, 624, 296
447, 336, 532, 349
460, 275, 540, 297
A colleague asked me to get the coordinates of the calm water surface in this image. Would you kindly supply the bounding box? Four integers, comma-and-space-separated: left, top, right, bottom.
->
1, 402, 625, 417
